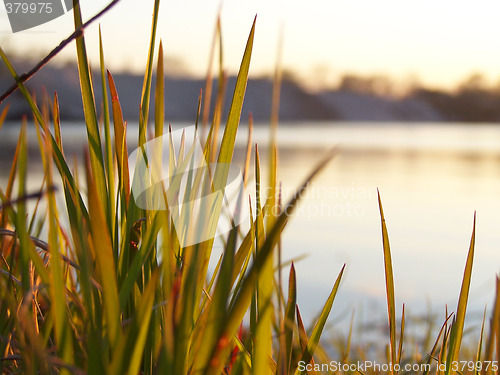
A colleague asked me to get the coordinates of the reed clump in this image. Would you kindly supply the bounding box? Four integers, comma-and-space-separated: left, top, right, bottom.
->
0, 1, 498, 374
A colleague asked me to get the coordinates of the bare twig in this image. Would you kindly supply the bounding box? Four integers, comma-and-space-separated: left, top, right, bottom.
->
0, 186, 57, 210
0, 268, 21, 285
0, 228, 102, 291
0, 0, 122, 104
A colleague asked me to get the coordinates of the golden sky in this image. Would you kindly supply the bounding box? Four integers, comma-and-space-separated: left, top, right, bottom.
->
2, 0, 500, 90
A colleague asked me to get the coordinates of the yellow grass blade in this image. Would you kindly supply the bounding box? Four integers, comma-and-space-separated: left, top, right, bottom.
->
377, 189, 398, 374
484, 276, 500, 375
107, 70, 130, 207
207, 148, 337, 375
99, 26, 116, 249
155, 40, 165, 139
446, 213, 476, 375
139, 0, 161, 147
295, 265, 345, 375
85, 153, 121, 351
73, 1, 109, 222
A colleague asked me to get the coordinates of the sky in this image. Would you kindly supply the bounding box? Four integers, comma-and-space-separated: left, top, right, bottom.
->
2, 0, 500, 90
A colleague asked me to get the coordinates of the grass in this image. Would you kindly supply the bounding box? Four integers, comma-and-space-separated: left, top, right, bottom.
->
0, 1, 499, 374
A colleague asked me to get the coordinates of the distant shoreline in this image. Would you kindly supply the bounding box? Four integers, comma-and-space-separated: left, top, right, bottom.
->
3, 63, 500, 123
3, 122, 500, 170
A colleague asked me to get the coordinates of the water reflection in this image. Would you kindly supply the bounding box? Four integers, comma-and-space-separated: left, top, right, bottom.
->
1, 122, 500, 323
251, 127, 500, 322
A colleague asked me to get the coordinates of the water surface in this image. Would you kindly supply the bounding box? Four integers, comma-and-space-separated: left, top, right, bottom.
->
2, 121, 500, 326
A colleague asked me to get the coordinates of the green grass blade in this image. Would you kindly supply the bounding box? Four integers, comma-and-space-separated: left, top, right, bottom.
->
73, 1, 109, 223
296, 305, 316, 374
85, 153, 121, 351
109, 271, 160, 375
174, 245, 208, 374
397, 304, 405, 365
201, 16, 220, 130
344, 311, 355, 362
214, 16, 255, 183
255, 163, 274, 375
204, 149, 337, 375
14, 123, 30, 291
42, 121, 74, 372
422, 312, 453, 375
107, 70, 130, 208
484, 277, 500, 375
231, 206, 264, 289
0, 47, 43, 126
127, 272, 161, 375
195, 230, 238, 375
139, 0, 161, 147
446, 213, 476, 375
295, 264, 345, 375
52, 93, 63, 151
0, 43, 89, 241
1, 121, 21, 231
230, 198, 255, 300
99, 26, 116, 250
155, 40, 164, 138
474, 307, 487, 375
377, 189, 398, 374
283, 263, 297, 373
118, 213, 161, 309
208, 20, 225, 165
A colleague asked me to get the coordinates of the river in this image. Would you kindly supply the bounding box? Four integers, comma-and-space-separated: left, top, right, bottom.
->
2, 121, 500, 329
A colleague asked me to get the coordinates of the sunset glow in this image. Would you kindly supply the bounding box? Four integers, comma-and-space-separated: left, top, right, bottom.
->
2, 0, 500, 89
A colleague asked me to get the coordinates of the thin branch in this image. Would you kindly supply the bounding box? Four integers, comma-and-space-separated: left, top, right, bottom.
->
0, 0, 122, 104
0, 186, 57, 210
0, 268, 21, 285
0, 228, 77, 268
0, 228, 102, 291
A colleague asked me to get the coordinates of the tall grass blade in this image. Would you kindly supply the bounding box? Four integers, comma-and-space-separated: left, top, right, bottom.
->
2, 122, 22, 227
42, 120, 74, 373
295, 264, 345, 375
107, 71, 130, 208
377, 189, 398, 374
205, 149, 337, 375
155, 40, 165, 138
422, 312, 454, 375
188, 20, 257, 372
52, 92, 62, 150
85, 153, 121, 351
484, 276, 500, 375
296, 305, 316, 375
110, 271, 160, 375
343, 311, 355, 362
256, 121, 274, 375
215, 16, 255, 175
14, 123, 30, 291
99, 26, 116, 247
282, 263, 296, 373
72, 1, 109, 219
0, 47, 43, 126
474, 308, 487, 375
397, 304, 405, 365
446, 212, 476, 375
118, 213, 161, 309
139, 0, 161, 147
202, 16, 220, 130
